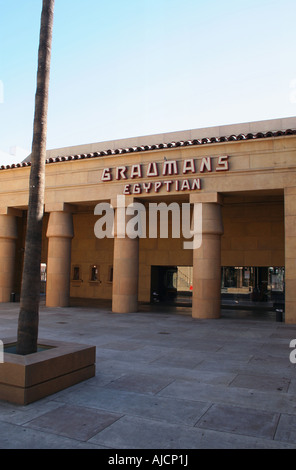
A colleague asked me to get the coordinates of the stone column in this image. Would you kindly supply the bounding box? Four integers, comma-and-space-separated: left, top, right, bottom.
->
284, 188, 296, 323
112, 198, 139, 313
46, 210, 74, 307
191, 194, 224, 319
0, 214, 18, 302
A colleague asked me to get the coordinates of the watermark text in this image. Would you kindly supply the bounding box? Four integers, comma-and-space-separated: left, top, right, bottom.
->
94, 196, 203, 250
290, 339, 296, 363
0, 340, 3, 363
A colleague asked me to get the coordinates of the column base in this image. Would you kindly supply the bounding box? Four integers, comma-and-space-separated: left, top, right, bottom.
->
192, 298, 221, 319
284, 301, 296, 324
112, 294, 138, 314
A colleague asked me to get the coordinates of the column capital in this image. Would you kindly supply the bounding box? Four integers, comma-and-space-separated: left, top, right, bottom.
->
45, 203, 77, 213
191, 199, 224, 236
46, 211, 74, 239
190, 192, 224, 205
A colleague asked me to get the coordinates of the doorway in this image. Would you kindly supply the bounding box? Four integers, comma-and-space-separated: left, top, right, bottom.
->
150, 266, 193, 304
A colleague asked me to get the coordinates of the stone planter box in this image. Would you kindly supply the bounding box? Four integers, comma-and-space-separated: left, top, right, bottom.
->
0, 337, 96, 405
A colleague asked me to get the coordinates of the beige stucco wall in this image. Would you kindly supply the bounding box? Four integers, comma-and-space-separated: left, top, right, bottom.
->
70, 213, 114, 300
221, 200, 284, 267
0, 133, 295, 211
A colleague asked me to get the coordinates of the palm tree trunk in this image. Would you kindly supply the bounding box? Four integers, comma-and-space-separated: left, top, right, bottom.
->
17, 0, 55, 355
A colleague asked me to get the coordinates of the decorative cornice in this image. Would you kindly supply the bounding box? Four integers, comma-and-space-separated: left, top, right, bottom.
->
1, 128, 296, 171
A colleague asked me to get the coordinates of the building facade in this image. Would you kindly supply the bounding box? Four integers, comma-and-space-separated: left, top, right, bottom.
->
0, 117, 295, 322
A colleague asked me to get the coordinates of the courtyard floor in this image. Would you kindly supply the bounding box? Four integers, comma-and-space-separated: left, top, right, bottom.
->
0, 301, 295, 449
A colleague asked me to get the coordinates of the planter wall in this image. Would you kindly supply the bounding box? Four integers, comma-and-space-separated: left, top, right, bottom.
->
0, 337, 96, 405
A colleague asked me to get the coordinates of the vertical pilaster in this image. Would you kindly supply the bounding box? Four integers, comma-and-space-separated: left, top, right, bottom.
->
112, 199, 139, 313
46, 210, 74, 307
284, 188, 296, 323
191, 194, 224, 319
0, 214, 18, 302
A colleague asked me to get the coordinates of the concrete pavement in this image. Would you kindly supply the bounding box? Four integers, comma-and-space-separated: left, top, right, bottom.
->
0, 301, 296, 449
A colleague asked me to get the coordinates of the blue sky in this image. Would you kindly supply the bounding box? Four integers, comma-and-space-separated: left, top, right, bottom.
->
0, 0, 296, 163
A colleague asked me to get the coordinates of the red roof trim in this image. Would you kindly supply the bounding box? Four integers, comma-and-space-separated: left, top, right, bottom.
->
1, 128, 295, 171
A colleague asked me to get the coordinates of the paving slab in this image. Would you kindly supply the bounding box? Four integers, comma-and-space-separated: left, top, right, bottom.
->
25, 404, 122, 441
88, 414, 293, 449
0, 420, 105, 449
196, 403, 279, 439
53, 385, 212, 426
229, 372, 291, 392
104, 372, 174, 394
158, 378, 296, 414
274, 413, 296, 444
